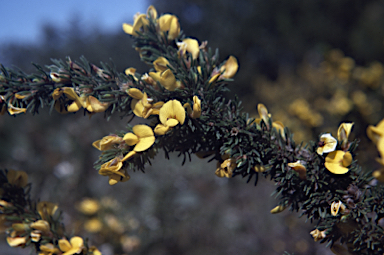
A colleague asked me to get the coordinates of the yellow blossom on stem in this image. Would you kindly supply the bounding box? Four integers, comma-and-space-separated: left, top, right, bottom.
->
99, 158, 130, 185
317, 133, 337, 155
7, 103, 27, 115
177, 38, 200, 60
257, 103, 271, 127
215, 158, 236, 178
37, 201, 58, 221
125, 67, 138, 80
153, 57, 171, 72
123, 124, 156, 152
122, 13, 150, 36
184, 95, 202, 119
155, 99, 186, 135
331, 201, 346, 216
337, 122, 354, 149
325, 150, 353, 174
288, 161, 307, 179
58, 236, 84, 255
128, 89, 164, 118
30, 220, 50, 234
270, 205, 287, 214
149, 69, 181, 91
6, 169, 28, 188
92, 135, 123, 151
39, 243, 61, 255
310, 229, 326, 242
89, 246, 102, 255
157, 14, 180, 40
6, 236, 27, 247
209, 55, 239, 83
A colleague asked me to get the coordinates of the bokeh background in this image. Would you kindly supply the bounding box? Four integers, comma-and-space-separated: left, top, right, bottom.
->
1, 0, 384, 254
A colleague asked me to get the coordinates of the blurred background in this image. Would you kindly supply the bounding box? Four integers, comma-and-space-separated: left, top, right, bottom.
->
1, 0, 384, 254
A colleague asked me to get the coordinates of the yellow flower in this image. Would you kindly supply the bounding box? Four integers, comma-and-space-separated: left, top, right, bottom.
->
337, 122, 354, 148
155, 99, 186, 135
317, 133, 337, 155
92, 135, 123, 151
215, 158, 236, 178
125, 67, 138, 80
6, 169, 28, 188
373, 169, 384, 182
76, 198, 100, 215
123, 125, 155, 152
177, 38, 200, 60
89, 246, 102, 255
158, 14, 180, 40
37, 201, 58, 221
257, 103, 271, 127
310, 229, 326, 242
185, 95, 202, 119
325, 150, 353, 174
149, 69, 181, 91
272, 121, 285, 140
253, 165, 266, 172
39, 243, 61, 255
84, 218, 103, 233
287, 161, 307, 180
122, 13, 150, 36
220, 55, 239, 79
30, 220, 50, 234
367, 119, 384, 145
7, 103, 27, 115
153, 57, 171, 72
331, 201, 346, 216
58, 236, 84, 255
6, 236, 27, 247
128, 89, 164, 118
270, 205, 287, 214
99, 158, 130, 185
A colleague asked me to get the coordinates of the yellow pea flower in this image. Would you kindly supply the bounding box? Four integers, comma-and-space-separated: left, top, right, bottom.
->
270, 205, 287, 214
177, 38, 200, 60
122, 13, 149, 36
30, 220, 50, 234
149, 69, 181, 91
325, 150, 353, 174
153, 57, 171, 72
158, 14, 180, 40
155, 100, 186, 135
215, 158, 236, 178
337, 122, 354, 149
331, 201, 346, 216
128, 89, 164, 118
39, 243, 61, 255
76, 198, 100, 215
185, 96, 201, 119
7, 103, 27, 115
220, 55, 239, 79
98, 158, 130, 185
288, 161, 307, 179
123, 125, 155, 152
125, 67, 138, 81
58, 236, 84, 255
310, 229, 326, 242
37, 201, 58, 221
6, 169, 28, 188
317, 133, 337, 155
92, 135, 123, 151
257, 103, 271, 127
6, 236, 27, 247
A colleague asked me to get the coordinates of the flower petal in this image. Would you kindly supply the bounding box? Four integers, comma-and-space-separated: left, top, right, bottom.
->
123, 133, 139, 146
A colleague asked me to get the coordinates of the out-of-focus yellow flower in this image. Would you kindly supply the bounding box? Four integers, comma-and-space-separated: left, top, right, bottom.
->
77, 198, 100, 215
331, 201, 346, 216
121, 235, 141, 253
310, 229, 326, 242
84, 218, 103, 233
149, 69, 181, 91
288, 161, 307, 179
31, 230, 42, 242
272, 121, 285, 139
123, 13, 149, 36
58, 236, 84, 255
39, 243, 61, 255
123, 125, 155, 152
88, 246, 102, 255
6, 169, 28, 188
337, 122, 354, 149
155, 99, 186, 135
325, 150, 352, 174
153, 57, 171, 72
367, 119, 384, 145
177, 38, 200, 60
215, 158, 236, 178
317, 133, 337, 155
158, 14, 180, 40
37, 202, 58, 221
270, 205, 286, 214
6, 236, 27, 247
30, 220, 50, 234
